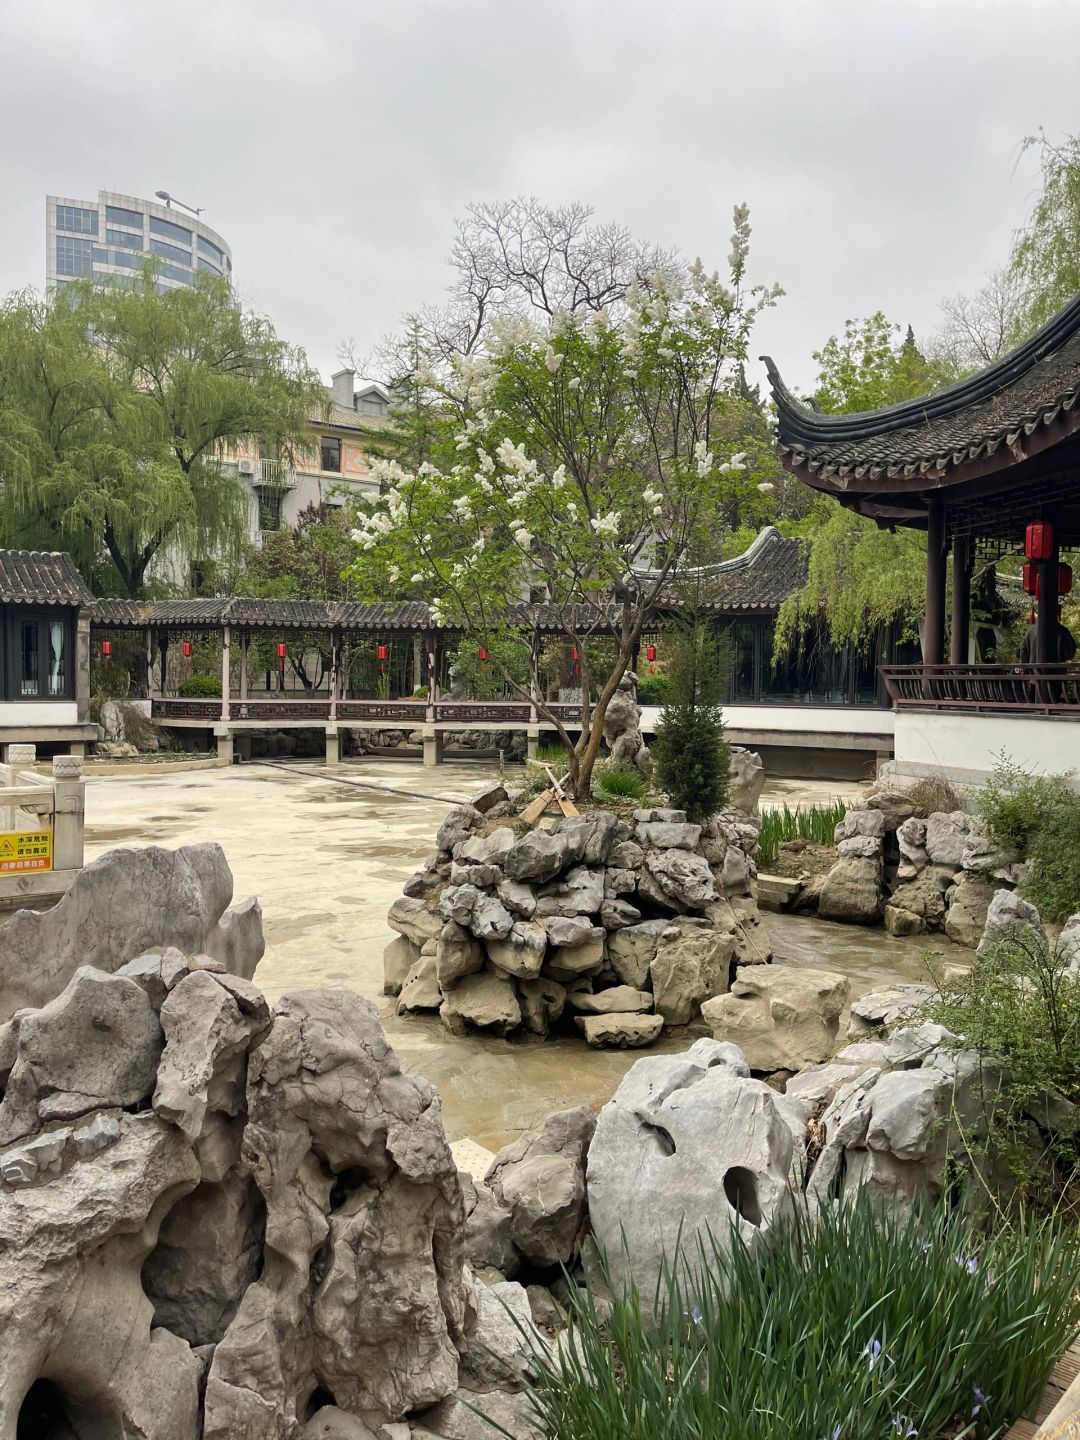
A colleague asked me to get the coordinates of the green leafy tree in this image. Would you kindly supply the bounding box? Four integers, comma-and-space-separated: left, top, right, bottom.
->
812, 312, 955, 414
347, 207, 781, 799
653, 622, 731, 821
0, 267, 327, 596
1011, 129, 1080, 334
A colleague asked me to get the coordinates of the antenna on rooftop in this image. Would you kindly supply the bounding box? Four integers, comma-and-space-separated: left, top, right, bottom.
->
154, 190, 205, 218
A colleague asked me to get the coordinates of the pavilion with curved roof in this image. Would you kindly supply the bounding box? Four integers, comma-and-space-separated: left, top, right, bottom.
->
764, 293, 1080, 781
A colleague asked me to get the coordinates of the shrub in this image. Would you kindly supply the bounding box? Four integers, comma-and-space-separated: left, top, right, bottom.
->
652, 623, 730, 822
923, 927, 1080, 1208
117, 701, 156, 752
593, 764, 649, 803
755, 801, 848, 866
177, 673, 222, 699
907, 774, 964, 818
635, 674, 671, 706
522, 1199, 1080, 1440
976, 755, 1080, 921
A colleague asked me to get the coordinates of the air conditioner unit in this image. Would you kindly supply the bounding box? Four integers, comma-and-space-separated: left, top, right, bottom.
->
238, 459, 256, 475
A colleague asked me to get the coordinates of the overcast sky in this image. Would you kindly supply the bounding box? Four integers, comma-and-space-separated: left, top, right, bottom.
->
3, 0, 1078, 394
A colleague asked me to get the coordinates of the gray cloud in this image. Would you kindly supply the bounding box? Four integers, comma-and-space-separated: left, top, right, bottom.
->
2, 0, 1077, 392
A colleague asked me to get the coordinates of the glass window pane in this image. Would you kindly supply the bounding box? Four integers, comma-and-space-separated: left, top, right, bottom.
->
149, 237, 191, 266
195, 255, 222, 275
732, 622, 756, 701
56, 236, 93, 277
20, 622, 40, 696
197, 234, 225, 265
106, 228, 145, 248
320, 436, 341, 472
158, 262, 195, 286
55, 204, 98, 235
149, 215, 192, 246
106, 205, 144, 228
48, 621, 65, 696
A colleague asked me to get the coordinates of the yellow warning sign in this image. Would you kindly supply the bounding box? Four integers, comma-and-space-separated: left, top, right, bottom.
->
0, 829, 53, 874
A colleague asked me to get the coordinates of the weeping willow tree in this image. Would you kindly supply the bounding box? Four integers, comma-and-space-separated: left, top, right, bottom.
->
0, 266, 327, 596
1011, 130, 1080, 335
774, 499, 926, 658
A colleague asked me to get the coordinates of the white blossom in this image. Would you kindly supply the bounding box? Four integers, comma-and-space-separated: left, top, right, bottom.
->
757, 481, 775, 494
567, 375, 581, 392
512, 527, 532, 548
591, 511, 620, 537
452, 495, 472, 517
410, 572, 425, 584
552, 465, 567, 490
544, 347, 564, 373
642, 486, 663, 508
693, 439, 714, 478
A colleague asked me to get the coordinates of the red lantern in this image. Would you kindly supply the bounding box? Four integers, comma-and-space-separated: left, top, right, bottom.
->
276, 642, 287, 660
1025, 521, 1055, 561
1023, 562, 1036, 595
181, 640, 193, 658
100, 640, 112, 658
571, 647, 579, 662
1059, 563, 1073, 596
377, 644, 388, 662
477, 646, 488, 662
646, 644, 657, 662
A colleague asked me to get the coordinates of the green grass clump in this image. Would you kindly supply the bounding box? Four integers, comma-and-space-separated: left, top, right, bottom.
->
593, 765, 649, 803
976, 755, 1080, 922
755, 800, 848, 866
515, 1200, 1080, 1440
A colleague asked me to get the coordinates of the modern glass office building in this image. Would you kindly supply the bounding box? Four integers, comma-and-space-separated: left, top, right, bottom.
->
45, 189, 232, 294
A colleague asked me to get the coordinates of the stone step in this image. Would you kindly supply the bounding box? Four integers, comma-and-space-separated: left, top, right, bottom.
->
756, 872, 801, 911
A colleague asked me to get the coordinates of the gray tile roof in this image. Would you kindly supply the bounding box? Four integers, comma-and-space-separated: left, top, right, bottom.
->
0, 550, 93, 607
765, 292, 1080, 484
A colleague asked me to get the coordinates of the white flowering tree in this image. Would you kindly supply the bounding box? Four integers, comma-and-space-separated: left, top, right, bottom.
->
347, 208, 781, 799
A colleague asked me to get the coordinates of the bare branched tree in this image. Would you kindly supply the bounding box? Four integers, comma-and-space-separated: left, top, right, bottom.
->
929, 267, 1026, 373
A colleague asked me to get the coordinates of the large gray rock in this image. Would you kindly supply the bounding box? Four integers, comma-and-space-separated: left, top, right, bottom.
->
635, 820, 703, 850
702, 964, 848, 1071
883, 866, 953, 936
649, 926, 734, 1025
835, 809, 886, 843
435, 921, 485, 988
0, 968, 163, 1144
607, 918, 672, 988
587, 1039, 795, 1306
204, 989, 467, 1433
817, 855, 882, 924
640, 848, 717, 911
485, 1107, 595, 1267
578, 1012, 664, 1048
567, 985, 652, 1015
436, 804, 484, 852
440, 971, 522, 1036
387, 895, 444, 948
535, 865, 605, 917
847, 982, 934, 1039
0, 843, 263, 1022
943, 872, 998, 948
485, 921, 547, 980
0, 1112, 203, 1440
459, 1277, 545, 1390
896, 816, 929, 871
924, 810, 972, 867
396, 955, 444, 1014
438, 885, 515, 941
153, 970, 270, 1142
460, 1171, 517, 1276
976, 887, 1042, 958
603, 673, 651, 774
503, 829, 577, 883
728, 747, 765, 816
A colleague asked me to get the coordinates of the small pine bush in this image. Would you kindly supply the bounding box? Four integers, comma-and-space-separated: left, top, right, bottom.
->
652, 623, 730, 822
177, 672, 222, 699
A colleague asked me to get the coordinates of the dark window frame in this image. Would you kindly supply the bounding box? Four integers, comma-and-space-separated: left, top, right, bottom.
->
1, 607, 75, 703
320, 435, 342, 473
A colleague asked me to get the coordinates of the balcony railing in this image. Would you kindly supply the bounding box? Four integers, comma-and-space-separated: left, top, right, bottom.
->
880, 664, 1080, 715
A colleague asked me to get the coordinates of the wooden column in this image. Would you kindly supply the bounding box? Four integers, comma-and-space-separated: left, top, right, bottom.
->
426, 631, 439, 722
329, 627, 340, 720
924, 495, 947, 667
950, 535, 973, 665
145, 626, 155, 699
239, 631, 248, 701
220, 625, 231, 722
159, 634, 169, 698
1036, 525, 1060, 663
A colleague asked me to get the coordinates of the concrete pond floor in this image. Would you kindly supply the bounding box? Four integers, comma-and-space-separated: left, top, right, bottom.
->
81, 756, 964, 1152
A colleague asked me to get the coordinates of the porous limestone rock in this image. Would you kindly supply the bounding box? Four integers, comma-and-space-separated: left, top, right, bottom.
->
458, 1277, 545, 1390
435, 921, 485, 989
702, 964, 848, 1072
976, 887, 1042, 958
640, 848, 717, 911
566, 985, 652, 1015
396, 955, 444, 1014
728, 747, 765, 816
438, 885, 515, 941
634, 820, 702, 850
607, 918, 671, 989
865, 791, 917, 831
649, 926, 734, 1026
818, 855, 882, 924
436, 804, 484, 853
518, 977, 566, 1037
943, 872, 998, 948
460, 1172, 517, 1276
0, 967, 163, 1144
153, 970, 270, 1141
470, 783, 509, 815
503, 829, 577, 884
896, 816, 929, 871
578, 1012, 664, 1048
387, 895, 444, 949
846, 983, 934, 1039
485, 1107, 595, 1268
882, 865, 953, 936
837, 835, 883, 860
535, 864, 605, 917
485, 921, 547, 980
835, 809, 886, 843
440, 971, 522, 1037
602, 672, 651, 774
204, 988, 467, 1434
0, 842, 263, 1023
587, 1038, 794, 1306
496, 879, 537, 919
924, 811, 972, 867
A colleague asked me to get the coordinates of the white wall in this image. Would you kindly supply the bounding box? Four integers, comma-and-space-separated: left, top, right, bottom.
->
0, 702, 78, 727
893, 711, 1080, 785
638, 704, 895, 738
